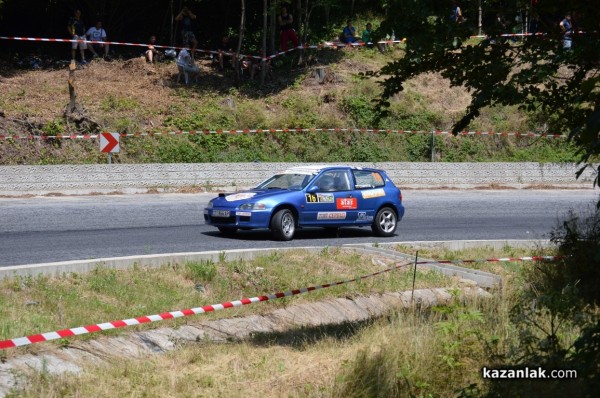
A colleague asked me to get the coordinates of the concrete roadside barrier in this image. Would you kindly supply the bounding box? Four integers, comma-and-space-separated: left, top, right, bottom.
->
0, 162, 594, 196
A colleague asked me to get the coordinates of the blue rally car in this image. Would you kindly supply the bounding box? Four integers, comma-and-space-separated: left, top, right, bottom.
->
204, 165, 405, 240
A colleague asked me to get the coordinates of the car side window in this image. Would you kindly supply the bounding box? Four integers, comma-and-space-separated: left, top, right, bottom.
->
313, 170, 352, 192
353, 170, 385, 189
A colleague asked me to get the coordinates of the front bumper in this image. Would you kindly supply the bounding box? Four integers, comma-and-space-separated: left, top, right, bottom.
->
204, 208, 271, 228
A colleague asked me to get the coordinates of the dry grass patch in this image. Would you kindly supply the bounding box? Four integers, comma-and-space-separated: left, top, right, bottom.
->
11, 293, 503, 398
393, 243, 556, 279
0, 248, 451, 358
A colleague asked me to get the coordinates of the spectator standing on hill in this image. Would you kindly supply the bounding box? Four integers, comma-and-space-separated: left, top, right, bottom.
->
450, 0, 464, 23
67, 9, 87, 64
86, 21, 110, 60
560, 13, 573, 49
529, 12, 540, 35
278, 6, 299, 52
176, 6, 198, 59
342, 19, 358, 44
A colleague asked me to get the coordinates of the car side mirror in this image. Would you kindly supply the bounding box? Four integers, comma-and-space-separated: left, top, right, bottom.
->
306, 185, 319, 193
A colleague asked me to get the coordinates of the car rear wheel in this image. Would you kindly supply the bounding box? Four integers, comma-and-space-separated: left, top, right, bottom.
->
371, 207, 397, 237
218, 227, 238, 236
271, 209, 296, 241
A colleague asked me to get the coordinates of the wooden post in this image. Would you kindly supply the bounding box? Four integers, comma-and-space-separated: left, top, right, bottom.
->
67, 61, 77, 114
64, 60, 100, 133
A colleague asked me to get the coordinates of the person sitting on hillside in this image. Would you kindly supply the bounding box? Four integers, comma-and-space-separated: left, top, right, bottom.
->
215, 35, 233, 70
176, 47, 200, 83
342, 19, 358, 44
361, 22, 386, 53
362, 23, 375, 47
250, 50, 273, 81
86, 21, 110, 60
145, 35, 161, 64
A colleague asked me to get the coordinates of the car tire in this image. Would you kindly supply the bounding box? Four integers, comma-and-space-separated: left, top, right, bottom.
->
371, 207, 397, 237
271, 209, 296, 241
218, 227, 238, 236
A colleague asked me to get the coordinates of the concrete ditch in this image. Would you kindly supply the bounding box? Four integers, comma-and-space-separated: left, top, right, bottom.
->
0, 240, 543, 396
0, 287, 491, 397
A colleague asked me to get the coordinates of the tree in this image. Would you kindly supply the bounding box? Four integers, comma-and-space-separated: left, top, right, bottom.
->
377, 0, 600, 184
234, 0, 246, 87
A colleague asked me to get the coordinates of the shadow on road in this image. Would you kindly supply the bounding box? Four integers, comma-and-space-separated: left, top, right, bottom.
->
202, 227, 395, 241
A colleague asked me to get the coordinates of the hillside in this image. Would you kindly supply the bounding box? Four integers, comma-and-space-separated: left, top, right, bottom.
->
0, 47, 578, 165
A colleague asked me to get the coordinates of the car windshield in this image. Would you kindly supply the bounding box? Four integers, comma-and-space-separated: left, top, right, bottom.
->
256, 173, 315, 190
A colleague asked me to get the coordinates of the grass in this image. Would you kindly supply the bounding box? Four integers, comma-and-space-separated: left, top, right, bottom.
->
0, 46, 583, 165
5, 246, 576, 397
0, 248, 449, 354
392, 243, 557, 278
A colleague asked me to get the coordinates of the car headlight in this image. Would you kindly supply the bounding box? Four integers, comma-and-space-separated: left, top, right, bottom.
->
239, 202, 266, 210
206, 200, 214, 209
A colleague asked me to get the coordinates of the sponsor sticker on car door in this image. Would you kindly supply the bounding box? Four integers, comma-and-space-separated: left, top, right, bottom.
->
336, 197, 357, 209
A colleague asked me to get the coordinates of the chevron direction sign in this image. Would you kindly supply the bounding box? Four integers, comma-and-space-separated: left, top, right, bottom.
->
99, 132, 120, 153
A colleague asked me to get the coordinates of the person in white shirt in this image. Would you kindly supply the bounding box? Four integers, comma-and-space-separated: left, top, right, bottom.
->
86, 21, 110, 59
176, 48, 200, 83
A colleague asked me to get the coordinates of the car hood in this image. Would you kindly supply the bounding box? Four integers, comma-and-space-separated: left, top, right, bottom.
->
210, 189, 295, 206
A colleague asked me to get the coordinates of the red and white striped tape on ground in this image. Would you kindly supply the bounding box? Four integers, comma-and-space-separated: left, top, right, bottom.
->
0, 128, 565, 141
0, 253, 562, 350
0, 261, 411, 350
418, 255, 563, 266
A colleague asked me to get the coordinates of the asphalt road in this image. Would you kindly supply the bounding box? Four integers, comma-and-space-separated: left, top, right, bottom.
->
0, 189, 597, 267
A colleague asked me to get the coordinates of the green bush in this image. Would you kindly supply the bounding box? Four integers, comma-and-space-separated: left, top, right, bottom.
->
42, 119, 64, 136
340, 95, 378, 127
185, 261, 217, 282
474, 207, 600, 397
100, 95, 139, 112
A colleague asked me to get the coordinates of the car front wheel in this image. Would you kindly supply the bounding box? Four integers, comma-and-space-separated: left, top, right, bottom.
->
372, 207, 397, 237
271, 209, 296, 241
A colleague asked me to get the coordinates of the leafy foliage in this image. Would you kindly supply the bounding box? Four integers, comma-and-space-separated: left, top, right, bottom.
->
472, 207, 600, 397
378, 0, 600, 179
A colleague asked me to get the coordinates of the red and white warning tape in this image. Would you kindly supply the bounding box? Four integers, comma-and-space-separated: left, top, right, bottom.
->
0, 262, 410, 350
0, 128, 565, 141
0, 36, 405, 62
417, 255, 563, 266
0, 253, 563, 350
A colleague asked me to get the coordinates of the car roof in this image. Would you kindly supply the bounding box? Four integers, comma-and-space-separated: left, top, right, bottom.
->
283, 165, 369, 175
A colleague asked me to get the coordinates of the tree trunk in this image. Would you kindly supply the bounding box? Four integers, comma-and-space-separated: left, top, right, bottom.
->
270, 0, 277, 54
296, 0, 302, 34
261, 0, 267, 84
234, 0, 246, 87
64, 61, 100, 132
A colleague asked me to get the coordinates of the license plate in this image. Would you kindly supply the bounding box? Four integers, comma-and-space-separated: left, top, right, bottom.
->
212, 210, 231, 217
